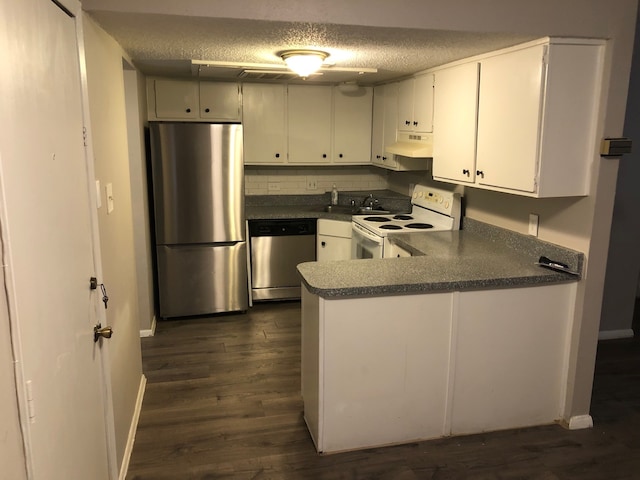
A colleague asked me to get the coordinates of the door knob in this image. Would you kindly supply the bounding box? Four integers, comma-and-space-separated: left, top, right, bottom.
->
94, 324, 113, 343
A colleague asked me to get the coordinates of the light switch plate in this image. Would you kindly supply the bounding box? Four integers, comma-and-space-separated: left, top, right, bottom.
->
106, 183, 114, 214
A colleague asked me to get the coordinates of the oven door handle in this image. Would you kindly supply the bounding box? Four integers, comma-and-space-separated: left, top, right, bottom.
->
352, 222, 384, 243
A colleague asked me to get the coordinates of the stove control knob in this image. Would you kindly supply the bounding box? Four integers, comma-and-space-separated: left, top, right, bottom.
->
445, 201, 450, 209
439, 197, 444, 204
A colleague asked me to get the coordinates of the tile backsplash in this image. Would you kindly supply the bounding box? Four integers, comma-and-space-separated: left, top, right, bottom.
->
244, 166, 389, 195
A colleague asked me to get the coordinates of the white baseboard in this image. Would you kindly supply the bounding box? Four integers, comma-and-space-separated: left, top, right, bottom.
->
119, 374, 147, 480
139, 316, 156, 337
568, 414, 593, 430
598, 328, 634, 341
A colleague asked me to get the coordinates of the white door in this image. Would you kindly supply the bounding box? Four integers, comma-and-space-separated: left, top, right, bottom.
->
0, 0, 113, 478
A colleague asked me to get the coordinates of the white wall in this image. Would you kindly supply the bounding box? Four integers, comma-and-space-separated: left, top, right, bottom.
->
82, 15, 144, 473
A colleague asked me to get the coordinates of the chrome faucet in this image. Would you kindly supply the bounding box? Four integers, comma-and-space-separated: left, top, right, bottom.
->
361, 194, 378, 209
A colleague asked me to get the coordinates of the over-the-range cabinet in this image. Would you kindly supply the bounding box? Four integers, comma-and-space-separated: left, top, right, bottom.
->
149, 122, 248, 318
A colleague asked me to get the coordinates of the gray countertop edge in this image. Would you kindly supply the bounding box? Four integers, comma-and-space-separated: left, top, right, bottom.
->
298, 273, 578, 299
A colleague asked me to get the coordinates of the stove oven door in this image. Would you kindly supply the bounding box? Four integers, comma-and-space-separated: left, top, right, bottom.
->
351, 222, 384, 259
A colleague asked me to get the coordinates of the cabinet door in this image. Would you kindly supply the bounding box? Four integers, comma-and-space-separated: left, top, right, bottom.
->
397, 75, 433, 134
432, 62, 479, 184
397, 78, 414, 132
242, 83, 287, 164
452, 284, 573, 435
333, 87, 372, 164
154, 79, 199, 119
381, 83, 399, 169
412, 74, 434, 133
199, 82, 241, 120
288, 85, 332, 164
476, 45, 545, 193
370, 85, 385, 165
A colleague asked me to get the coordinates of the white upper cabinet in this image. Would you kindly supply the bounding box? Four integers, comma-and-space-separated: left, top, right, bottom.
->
148, 78, 241, 122
398, 74, 434, 134
151, 79, 199, 119
199, 82, 241, 120
287, 85, 373, 165
432, 62, 479, 184
288, 85, 333, 164
371, 84, 399, 169
432, 38, 604, 197
333, 87, 373, 164
242, 83, 287, 165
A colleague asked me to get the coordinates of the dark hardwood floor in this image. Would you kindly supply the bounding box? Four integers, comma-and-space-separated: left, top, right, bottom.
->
127, 300, 640, 479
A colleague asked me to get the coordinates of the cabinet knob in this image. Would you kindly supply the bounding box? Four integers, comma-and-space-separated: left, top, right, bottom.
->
204, 108, 210, 113
339, 153, 343, 158
462, 169, 470, 176
405, 120, 411, 126
321, 241, 326, 247
186, 108, 191, 113
322, 154, 327, 158
376, 155, 381, 159
476, 170, 485, 178
275, 153, 280, 158
382, 156, 387, 160
413, 121, 418, 126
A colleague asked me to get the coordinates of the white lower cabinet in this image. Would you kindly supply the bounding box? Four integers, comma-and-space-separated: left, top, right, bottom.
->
451, 284, 574, 434
302, 282, 576, 453
316, 219, 352, 261
302, 288, 452, 453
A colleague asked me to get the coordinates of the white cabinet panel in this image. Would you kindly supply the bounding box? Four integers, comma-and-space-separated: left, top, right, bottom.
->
316, 292, 452, 453
451, 284, 574, 435
398, 74, 434, 134
242, 83, 287, 164
333, 88, 372, 164
153, 79, 199, 119
432, 62, 479, 184
288, 85, 332, 164
317, 219, 352, 261
476, 45, 545, 192
199, 82, 241, 120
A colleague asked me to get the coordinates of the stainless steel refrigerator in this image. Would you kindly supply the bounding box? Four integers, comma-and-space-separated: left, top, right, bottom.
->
149, 122, 248, 318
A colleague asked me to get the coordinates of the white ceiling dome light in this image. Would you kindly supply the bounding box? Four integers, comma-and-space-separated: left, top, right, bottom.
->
280, 50, 329, 77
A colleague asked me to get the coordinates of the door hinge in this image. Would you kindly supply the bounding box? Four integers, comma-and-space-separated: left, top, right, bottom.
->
26, 380, 36, 423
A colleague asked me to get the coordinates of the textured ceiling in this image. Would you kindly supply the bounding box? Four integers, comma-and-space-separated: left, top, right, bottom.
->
85, 10, 536, 84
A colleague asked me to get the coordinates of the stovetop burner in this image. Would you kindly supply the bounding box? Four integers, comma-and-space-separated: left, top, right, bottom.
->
393, 214, 413, 221
363, 216, 391, 222
405, 223, 433, 229
379, 224, 403, 230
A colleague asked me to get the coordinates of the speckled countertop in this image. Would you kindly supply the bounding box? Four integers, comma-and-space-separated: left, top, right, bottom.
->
297, 218, 584, 299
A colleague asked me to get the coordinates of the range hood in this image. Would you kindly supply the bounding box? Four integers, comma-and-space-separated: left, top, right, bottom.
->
385, 132, 433, 158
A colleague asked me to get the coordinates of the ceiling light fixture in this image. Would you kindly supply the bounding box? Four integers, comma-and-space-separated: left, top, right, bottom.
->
280, 50, 329, 77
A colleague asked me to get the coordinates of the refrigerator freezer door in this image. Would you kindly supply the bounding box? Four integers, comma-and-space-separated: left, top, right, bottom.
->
156, 243, 248, 318
150, 122, 245, 244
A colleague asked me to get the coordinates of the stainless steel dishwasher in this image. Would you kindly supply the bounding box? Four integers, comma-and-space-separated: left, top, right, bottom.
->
249, 219, 317, 301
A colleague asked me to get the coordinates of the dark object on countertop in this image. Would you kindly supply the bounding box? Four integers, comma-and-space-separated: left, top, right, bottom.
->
535, 256, 580, 276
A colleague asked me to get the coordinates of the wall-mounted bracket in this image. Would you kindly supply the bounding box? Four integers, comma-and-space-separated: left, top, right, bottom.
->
600, 138, 632, 157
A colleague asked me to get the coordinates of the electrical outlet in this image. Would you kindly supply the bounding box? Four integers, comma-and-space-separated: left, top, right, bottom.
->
268, 182, 281, 191
528, 213, 539, 236
306, 176, 318, 190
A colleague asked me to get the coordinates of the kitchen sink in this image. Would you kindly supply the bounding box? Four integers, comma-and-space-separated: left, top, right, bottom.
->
320, 205, 391, 215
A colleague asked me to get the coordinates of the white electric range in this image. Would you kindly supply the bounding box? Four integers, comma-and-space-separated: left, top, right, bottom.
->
351, 184, 462, 259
